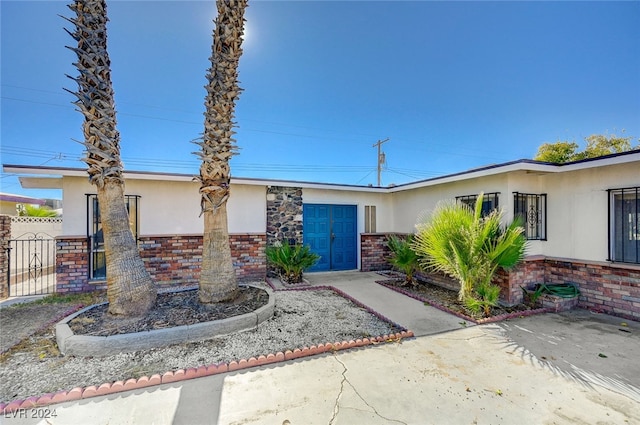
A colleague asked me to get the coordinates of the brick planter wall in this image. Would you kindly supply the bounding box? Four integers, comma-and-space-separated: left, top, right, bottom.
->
415, 270, 460, 292
494, 257, 547, 305
56, 236, 92, 293
543, 258, 640, 321
0, 215, 10, 299
55, 233, 267, 293
360, 233, 401, 272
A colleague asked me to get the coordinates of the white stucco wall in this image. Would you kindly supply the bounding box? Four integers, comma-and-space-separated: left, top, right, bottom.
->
390, 173, 511, 233
61, 177, 265, 236
387, 162, 639, 263
302, 188, 393, 235
540, 161, 638, 262
54, 157, 639, 265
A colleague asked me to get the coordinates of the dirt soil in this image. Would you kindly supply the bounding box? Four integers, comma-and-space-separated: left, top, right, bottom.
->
0, 303, 83, 354
377, 272, 535, 321
69, 286, 268, 336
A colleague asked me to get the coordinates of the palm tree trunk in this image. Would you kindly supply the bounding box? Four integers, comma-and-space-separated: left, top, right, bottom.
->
197, 0, 247, 303
66, 0, 156, 316
199, 203, 238, 302
100, 181, 156, 315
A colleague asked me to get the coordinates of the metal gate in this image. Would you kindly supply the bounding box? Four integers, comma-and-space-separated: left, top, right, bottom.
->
6, 232, 57, 297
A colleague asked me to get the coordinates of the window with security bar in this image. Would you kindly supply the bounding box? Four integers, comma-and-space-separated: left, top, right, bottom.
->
455, 192, 499, 217
86, 194, 141, 279
609, 187, 639, 264
513, 192, 547, 240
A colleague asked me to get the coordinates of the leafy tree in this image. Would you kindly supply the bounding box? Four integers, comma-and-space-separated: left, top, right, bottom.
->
577, 134, 638, 160
533, 141, 579, 163
65, 0, 156, 316
412, 194, 526, 307
386, 234, 420, 286
195, 0, 248, 303
534, 133, 639, 163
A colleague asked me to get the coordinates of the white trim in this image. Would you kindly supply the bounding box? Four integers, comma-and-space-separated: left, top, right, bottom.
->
4, 150, 640, 193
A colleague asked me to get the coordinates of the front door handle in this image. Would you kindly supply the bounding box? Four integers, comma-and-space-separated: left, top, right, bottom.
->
331, 233, 336, 241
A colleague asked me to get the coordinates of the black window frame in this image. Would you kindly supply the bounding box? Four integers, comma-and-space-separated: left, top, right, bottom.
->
455, 192, 500, 217
513, 192, 547, 241
86, 194, 141, 279
608, 187, 640, 264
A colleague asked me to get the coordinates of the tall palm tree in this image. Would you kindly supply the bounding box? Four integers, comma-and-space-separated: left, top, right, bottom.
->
195, 0, 248, 303
65, 0, 156, 316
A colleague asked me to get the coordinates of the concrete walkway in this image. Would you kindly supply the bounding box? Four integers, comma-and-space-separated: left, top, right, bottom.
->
3, 271, 639, 424
305, 271, 470, 336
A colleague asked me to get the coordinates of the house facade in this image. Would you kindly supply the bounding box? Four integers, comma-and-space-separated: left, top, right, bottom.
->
3, 151, 639, 320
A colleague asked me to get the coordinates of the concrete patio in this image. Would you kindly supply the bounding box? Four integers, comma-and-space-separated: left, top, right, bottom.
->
2, 271, 639, 424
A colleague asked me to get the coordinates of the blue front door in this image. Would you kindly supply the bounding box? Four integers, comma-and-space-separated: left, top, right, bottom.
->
303, 204, 357, 272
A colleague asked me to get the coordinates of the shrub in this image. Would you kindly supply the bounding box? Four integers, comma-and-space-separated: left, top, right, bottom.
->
265, 241, 320, 284
464, 282, 501, 316
386, 234, 420, 286
413, 193, 527, 304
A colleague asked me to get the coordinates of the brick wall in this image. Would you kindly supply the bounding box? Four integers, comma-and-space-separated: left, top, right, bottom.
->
55, 236, 93, 293
494, 257, 547, 305
543, 258, 640, 321
360, 233, 397, 272
0, 215, 10, 299
55, 233, 267, 293
229, 234, 267, 281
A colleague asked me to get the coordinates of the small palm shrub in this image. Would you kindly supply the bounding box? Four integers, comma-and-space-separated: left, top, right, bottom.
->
265, 241, 320, 284
386, 234, 420, 286
21, 205, 58, 217
413, 193, 527, 310
464, 281, 502, 317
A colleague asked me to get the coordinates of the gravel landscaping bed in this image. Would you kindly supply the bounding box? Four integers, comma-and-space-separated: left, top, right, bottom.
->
1, 284, 401, 402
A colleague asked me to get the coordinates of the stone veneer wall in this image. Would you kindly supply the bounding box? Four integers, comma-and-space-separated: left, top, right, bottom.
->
266, 186, 303, 246
55, 234, 267, 293
0, 215, 11, 299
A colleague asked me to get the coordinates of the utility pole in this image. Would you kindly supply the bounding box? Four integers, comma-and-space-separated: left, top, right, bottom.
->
373, 138, 389, 187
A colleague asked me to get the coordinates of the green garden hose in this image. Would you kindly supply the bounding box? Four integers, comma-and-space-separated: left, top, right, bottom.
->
538, 283, 580, 298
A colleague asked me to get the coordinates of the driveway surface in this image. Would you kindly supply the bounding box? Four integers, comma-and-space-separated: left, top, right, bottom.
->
2, 271, 638, 424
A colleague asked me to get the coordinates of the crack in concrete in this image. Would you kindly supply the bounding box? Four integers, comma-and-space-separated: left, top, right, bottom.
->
330, 355, 407, 425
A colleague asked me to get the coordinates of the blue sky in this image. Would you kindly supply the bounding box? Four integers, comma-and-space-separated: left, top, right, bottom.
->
2, 0, 639, 200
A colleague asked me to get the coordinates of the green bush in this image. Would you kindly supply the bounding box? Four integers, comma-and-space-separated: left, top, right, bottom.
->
265, 241, 320, 284
413, 193, 527, 305
464, 282, 501, 317
386, 234, 420, 286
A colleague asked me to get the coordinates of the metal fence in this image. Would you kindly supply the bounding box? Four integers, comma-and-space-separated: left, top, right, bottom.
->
6, 232, 56, 296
